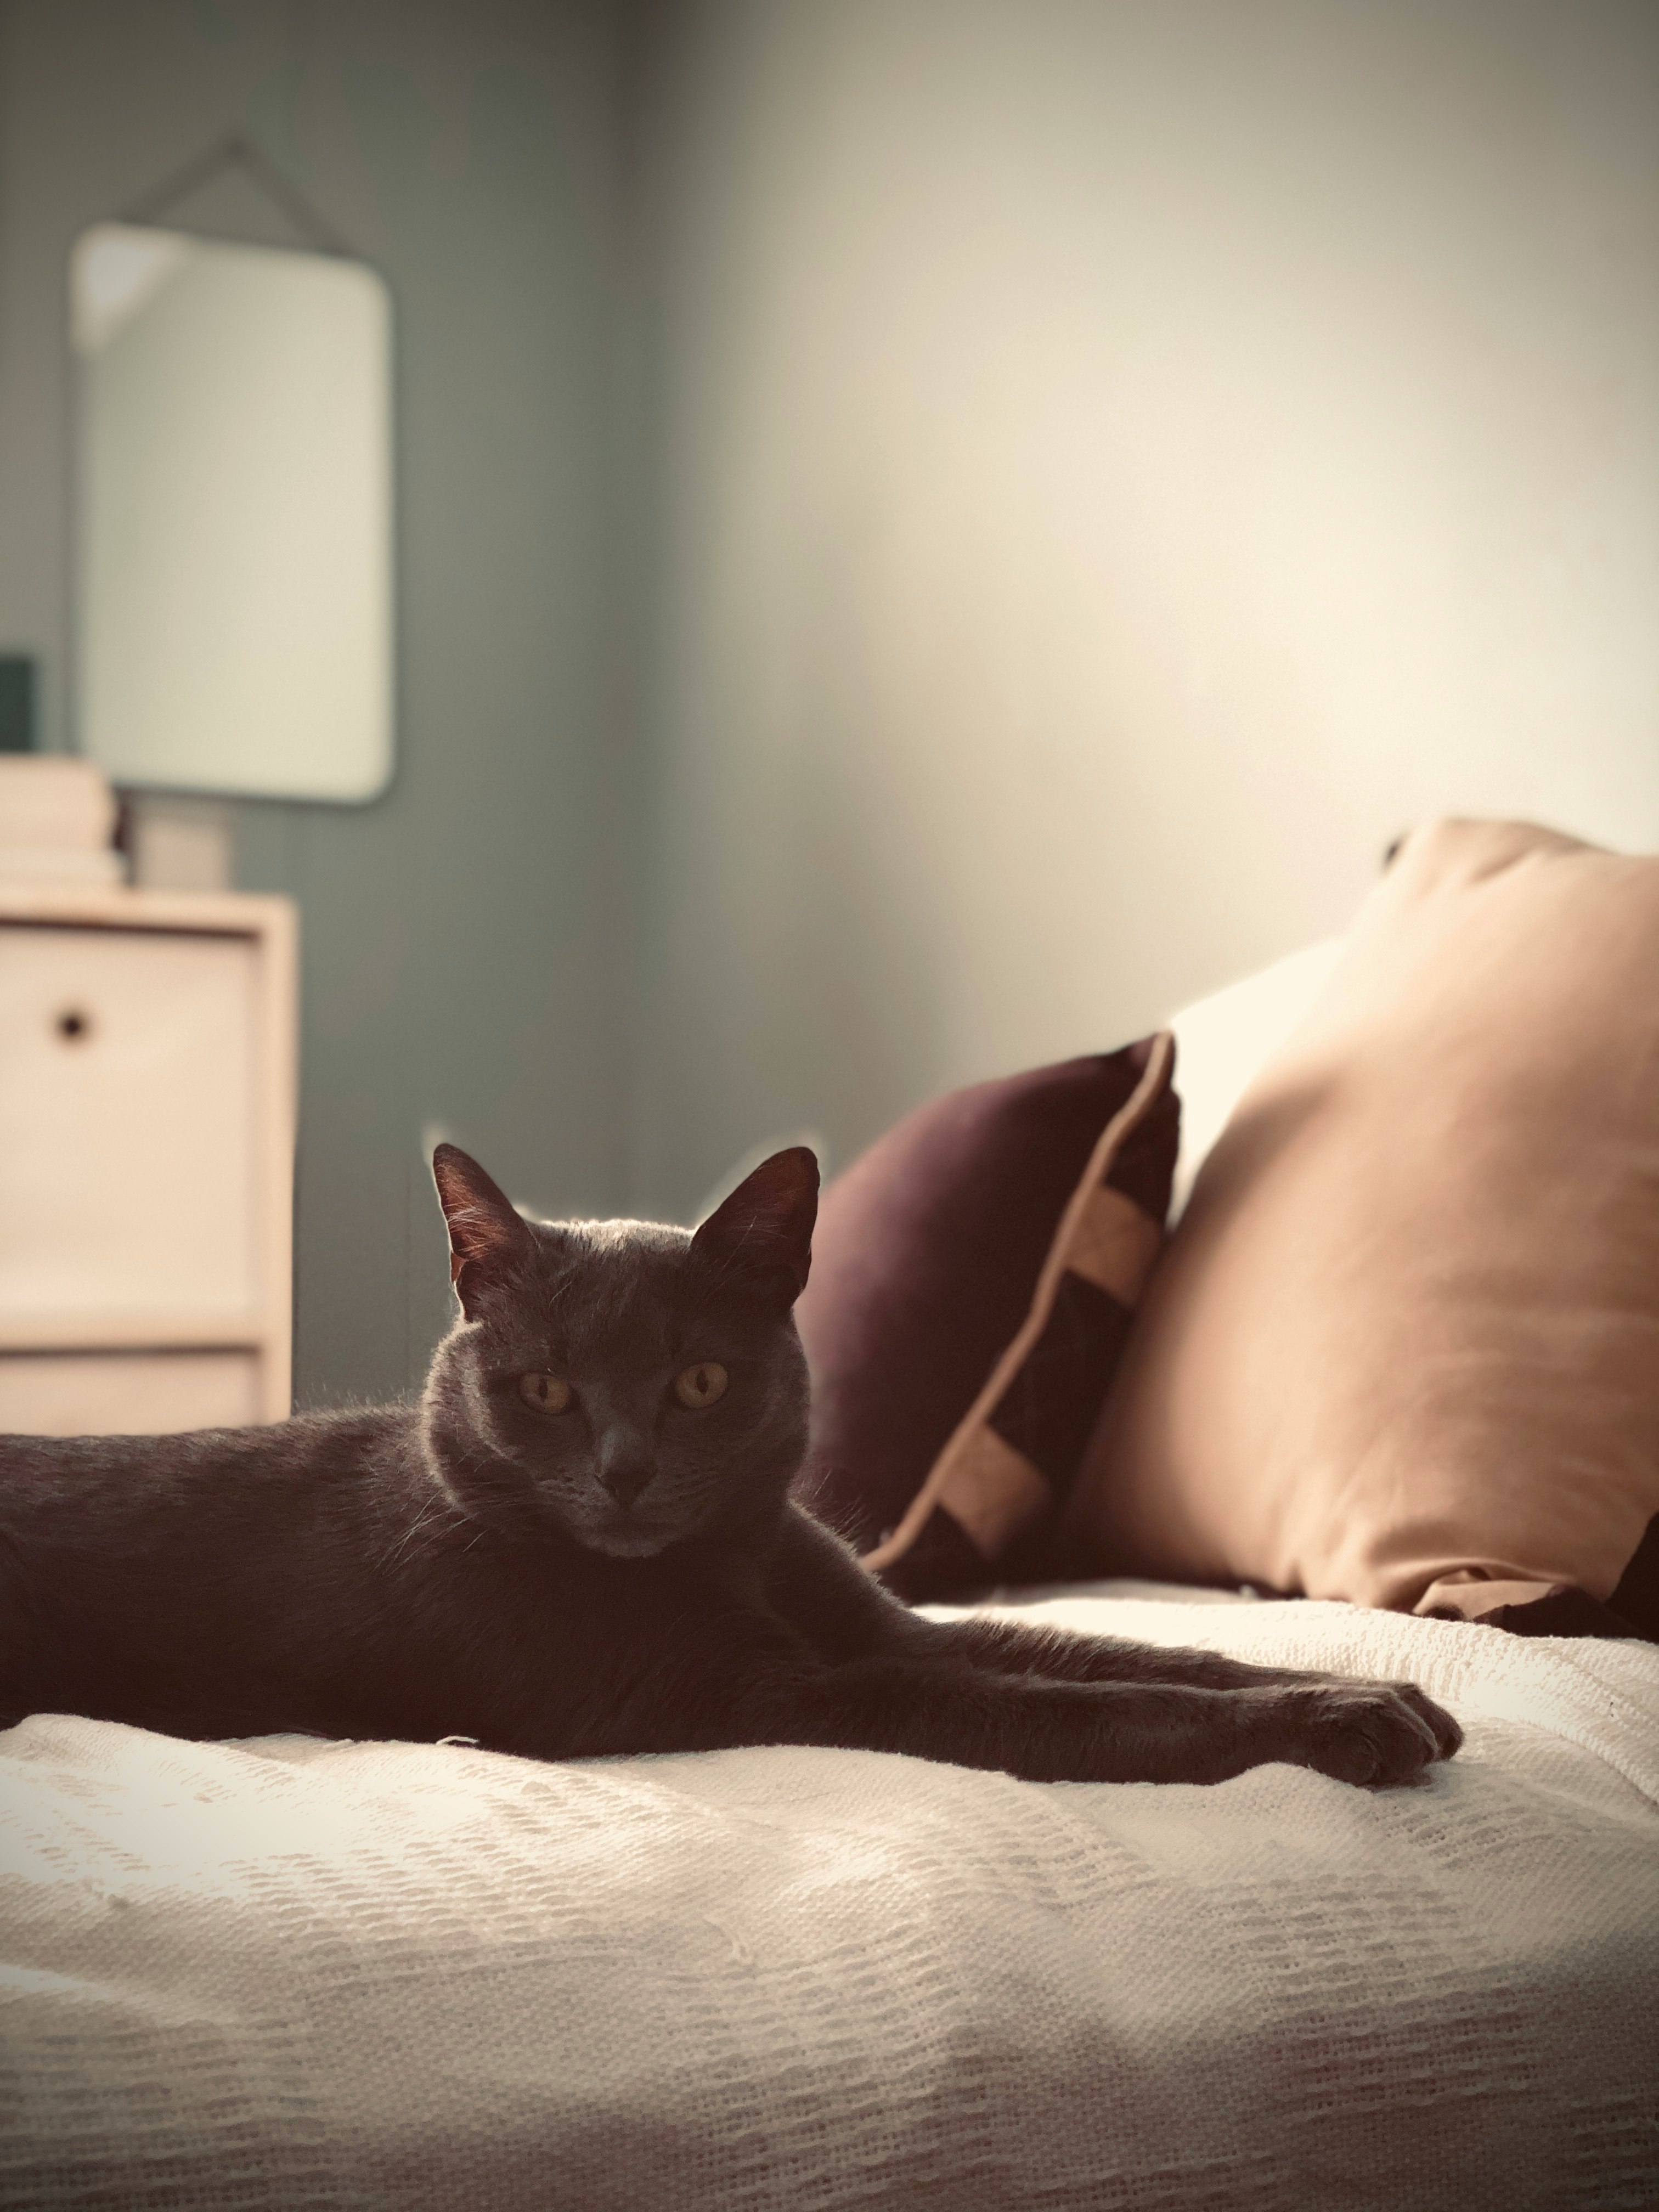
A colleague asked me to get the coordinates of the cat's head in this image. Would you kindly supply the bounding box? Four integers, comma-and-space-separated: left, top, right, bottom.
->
420, 1143, 818, 1559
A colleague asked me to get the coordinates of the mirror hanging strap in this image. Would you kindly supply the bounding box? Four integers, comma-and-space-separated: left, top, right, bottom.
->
117, 134, 353, 259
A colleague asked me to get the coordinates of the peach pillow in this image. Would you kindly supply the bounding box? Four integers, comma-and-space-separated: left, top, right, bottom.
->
1064, 819, 1659, 1629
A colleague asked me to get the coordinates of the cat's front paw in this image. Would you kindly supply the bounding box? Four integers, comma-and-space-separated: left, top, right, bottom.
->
1269, 1681, 1452, 1788
1384, 1679, 1462, 1762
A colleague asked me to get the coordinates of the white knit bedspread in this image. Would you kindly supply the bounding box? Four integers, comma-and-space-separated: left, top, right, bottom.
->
2, 1593, 1657, 2211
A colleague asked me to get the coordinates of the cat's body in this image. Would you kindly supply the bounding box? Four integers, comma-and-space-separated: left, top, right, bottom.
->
0, 1146, 1460, 1788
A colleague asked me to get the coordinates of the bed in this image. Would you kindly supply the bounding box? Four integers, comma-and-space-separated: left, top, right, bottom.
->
2, 1582, 1655, 2209
4, 815, 1659, 2207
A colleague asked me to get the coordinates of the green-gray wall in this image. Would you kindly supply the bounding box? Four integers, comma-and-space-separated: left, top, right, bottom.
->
0, 0, 640, 1404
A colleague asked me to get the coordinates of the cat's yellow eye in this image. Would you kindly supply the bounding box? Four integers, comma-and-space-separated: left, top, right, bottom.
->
673, 1361, 728, 1410
518, 1373, 574, 1415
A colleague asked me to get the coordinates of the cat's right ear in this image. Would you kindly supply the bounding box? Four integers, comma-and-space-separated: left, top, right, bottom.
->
432, 1144, 533, 1318
691, 1146, 819, 1311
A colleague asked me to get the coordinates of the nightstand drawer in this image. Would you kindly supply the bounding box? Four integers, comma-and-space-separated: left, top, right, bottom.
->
0, 1350, 264, 1435
0, 923, 263, 1325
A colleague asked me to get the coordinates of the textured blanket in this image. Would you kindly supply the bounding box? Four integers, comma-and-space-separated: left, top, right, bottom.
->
2, 1590, 1656, 2210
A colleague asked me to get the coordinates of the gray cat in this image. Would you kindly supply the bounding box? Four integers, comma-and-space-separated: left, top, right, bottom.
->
0, 1144, 1460, 1786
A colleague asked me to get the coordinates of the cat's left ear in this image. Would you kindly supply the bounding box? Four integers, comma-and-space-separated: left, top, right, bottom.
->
691, 1147, 819, 1310
432, 1143, 534, 1318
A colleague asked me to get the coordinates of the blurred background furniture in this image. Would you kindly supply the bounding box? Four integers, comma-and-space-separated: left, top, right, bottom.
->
0, 758, 296, 1435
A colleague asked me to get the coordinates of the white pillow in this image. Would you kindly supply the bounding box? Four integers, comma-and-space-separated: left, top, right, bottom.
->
1166, 939, 1342, 1216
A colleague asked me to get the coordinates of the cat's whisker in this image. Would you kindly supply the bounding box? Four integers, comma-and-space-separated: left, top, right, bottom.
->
380, 1494, 452, 1573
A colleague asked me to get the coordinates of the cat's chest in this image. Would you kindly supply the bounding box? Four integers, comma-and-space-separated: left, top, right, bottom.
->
360, 1537, 725, 1749
390, 1527, 658, 1658
413, 1529, 760, 1669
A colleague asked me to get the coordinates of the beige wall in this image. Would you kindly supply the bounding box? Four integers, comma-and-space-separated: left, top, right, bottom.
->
630, 0, 1659, 1214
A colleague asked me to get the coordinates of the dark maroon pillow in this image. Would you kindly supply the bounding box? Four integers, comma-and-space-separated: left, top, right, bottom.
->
792, 1035, 1178, 1602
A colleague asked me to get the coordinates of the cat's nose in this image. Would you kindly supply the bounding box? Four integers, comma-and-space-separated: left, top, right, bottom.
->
597, 1458, 654, 1510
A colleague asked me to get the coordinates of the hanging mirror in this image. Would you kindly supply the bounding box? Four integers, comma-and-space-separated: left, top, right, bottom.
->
70, 164, 393, 804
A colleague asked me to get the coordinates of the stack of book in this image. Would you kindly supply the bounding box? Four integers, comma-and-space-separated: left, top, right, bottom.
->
0, 757, 124, 885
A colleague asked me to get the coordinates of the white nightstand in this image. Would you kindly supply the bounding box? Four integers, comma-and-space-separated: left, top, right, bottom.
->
0, 879, 298, 1435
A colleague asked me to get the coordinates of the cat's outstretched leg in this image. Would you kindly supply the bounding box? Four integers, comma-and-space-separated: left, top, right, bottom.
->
915, 1614, 1464, 1765
888, 1606, 1464, 1759
765, 1507, 1461, 1769
566, 1604, 1453, 1790
731, 1655, 1446, 1787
